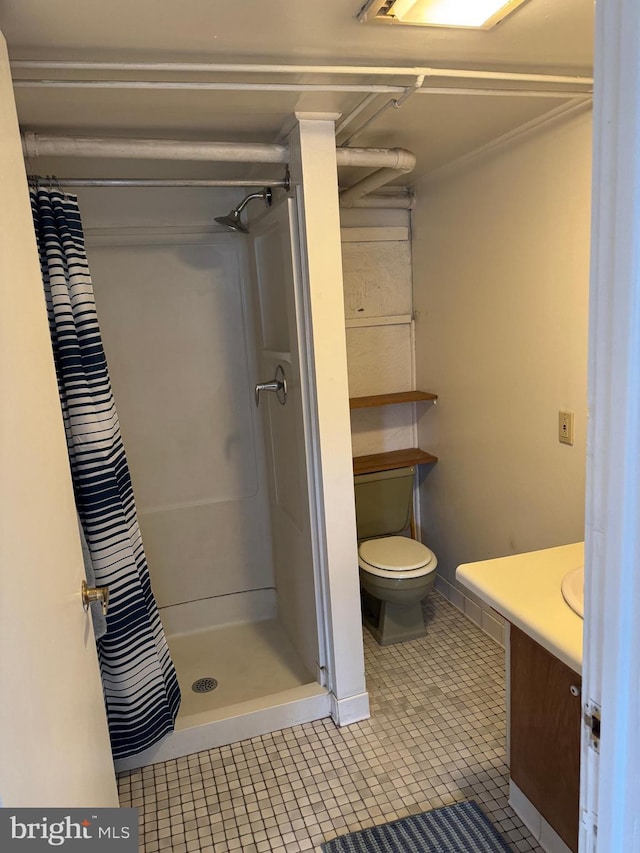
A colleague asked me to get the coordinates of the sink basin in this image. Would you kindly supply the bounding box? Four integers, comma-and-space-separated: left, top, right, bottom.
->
561, 566, 584, 618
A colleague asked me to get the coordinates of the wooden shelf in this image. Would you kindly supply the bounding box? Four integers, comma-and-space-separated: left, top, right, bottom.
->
349, 390, 437, 409
353, 447, 438, 475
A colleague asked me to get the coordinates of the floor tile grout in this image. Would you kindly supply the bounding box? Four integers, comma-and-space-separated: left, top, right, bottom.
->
119, 592, 543, 852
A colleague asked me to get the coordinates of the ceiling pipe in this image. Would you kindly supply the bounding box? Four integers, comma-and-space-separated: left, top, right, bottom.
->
345, 193, 413, 209
22, 133, 289, 163
414, 87, 593, 99
22, 133, 417, 205
335, 146, 416, 171
12, 78, 593, 102
335, 92, 381, 136
10, 60, 594, 88
22, 133, 416, 172
338, 148, 417, 207
339, 98, 397, 147
339, 167, 413, 207
14, 60, 590, 210
339, 74, 424, 147
13, 79, 408, 94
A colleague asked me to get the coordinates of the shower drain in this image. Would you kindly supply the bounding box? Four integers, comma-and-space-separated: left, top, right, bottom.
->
191, 677, 218, 694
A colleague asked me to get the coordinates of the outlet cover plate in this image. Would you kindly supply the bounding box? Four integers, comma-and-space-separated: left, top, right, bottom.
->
559, 410, 575, 445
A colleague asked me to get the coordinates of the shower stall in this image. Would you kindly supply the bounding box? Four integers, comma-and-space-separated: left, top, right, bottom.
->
26, 118, 371, 771
82, 190, 316, 769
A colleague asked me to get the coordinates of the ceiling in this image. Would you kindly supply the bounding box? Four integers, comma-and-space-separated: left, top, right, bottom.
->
0, 0, 595, 186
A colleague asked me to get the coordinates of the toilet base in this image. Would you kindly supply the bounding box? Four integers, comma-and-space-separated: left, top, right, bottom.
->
361, 589, 426, 646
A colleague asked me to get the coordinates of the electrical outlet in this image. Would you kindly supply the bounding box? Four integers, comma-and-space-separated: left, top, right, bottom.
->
559, 410, 575, 446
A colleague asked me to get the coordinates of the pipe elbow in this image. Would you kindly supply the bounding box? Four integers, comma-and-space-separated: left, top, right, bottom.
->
388, 147, 416, 172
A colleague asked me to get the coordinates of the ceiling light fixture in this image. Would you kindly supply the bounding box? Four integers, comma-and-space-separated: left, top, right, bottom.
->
357, 0, 529, 29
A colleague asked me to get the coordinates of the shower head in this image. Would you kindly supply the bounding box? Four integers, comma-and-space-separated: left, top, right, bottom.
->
214, 209, 249, 234
215, 187, 272, 233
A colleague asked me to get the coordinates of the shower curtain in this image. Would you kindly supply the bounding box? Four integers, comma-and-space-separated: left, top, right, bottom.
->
30, 183, 181, 759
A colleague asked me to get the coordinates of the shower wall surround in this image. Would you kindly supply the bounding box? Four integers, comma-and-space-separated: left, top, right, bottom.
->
80, 187, 276, 633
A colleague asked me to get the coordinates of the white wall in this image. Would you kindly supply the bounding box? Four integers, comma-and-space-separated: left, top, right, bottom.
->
74, 186, 276, 633
413, 110, 592, 612
0, 36, 118, 807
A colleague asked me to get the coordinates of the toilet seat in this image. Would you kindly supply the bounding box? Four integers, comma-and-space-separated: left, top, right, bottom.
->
358, 536, 437, 580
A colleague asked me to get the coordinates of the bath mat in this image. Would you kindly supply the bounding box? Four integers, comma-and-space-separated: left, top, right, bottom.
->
321, 801, 512, 852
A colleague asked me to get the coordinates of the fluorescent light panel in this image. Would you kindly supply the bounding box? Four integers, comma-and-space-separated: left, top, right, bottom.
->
388, 0, 528, 28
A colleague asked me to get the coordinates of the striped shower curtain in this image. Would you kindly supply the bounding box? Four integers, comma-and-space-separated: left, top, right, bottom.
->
30, 184, 181, 759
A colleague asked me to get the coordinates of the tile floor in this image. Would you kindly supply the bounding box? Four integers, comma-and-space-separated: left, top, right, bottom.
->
118, 593, 543, 852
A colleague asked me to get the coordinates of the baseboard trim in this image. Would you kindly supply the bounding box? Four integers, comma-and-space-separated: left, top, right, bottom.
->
330, 690, 371, 726
509, 781, 573, 853
435, 576, 506, 648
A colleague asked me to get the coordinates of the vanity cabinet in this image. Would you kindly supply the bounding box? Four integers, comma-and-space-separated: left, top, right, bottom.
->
510, 625, 582, 852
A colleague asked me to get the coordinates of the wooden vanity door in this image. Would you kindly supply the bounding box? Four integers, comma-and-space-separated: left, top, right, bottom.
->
510, 625, 582, 852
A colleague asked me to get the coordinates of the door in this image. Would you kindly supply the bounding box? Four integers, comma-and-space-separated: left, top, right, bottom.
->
510, 627, 581, 851
249, 198, 321, 681
0, 31, 118, 807
580, 1, 640, 849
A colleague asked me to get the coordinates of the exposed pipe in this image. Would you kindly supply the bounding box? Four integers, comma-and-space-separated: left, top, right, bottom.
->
340, 99, 397, 147
335, 93, 381, 136
22, 133, 289, 163
10, 59, 594, 88
338, 149, 417, 208
339, 167, 413, 207
336, 81, 592, 149
11, 78, 593, 102
424, 67, 591, 86
339, 85, 592, 148
12, 60, 421, 75
14, 60, 591, 209
340, 74, 425, 147
22, 133, 416, 173
396, 74, 426, 106
345, 193, 413, 209
414, 87, 593, 99
336, 146, 416, 171
13, 80, 408, 95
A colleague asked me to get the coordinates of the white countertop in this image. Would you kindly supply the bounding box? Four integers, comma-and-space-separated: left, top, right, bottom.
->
456, 542, 584, 675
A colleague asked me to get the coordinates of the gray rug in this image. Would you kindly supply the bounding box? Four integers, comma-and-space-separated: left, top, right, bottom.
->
321, 801, 512, 852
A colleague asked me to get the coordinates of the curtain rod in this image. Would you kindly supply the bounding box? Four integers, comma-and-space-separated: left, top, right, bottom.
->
41, 178, 289, 188
28, 177, 413, 207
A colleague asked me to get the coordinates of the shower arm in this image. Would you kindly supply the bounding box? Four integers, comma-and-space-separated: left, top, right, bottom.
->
234, 190, 270, 216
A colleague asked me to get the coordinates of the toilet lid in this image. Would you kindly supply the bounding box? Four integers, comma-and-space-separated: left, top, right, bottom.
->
359, 536, 435, 572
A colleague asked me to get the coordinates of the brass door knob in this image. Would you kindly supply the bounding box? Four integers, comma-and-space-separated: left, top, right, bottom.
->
81, 580, 110, 616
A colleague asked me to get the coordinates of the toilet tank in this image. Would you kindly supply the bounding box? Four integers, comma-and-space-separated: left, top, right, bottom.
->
353, 466, 415, 540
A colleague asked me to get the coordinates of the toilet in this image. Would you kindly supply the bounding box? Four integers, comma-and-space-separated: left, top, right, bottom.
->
354, 466, 437, 646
